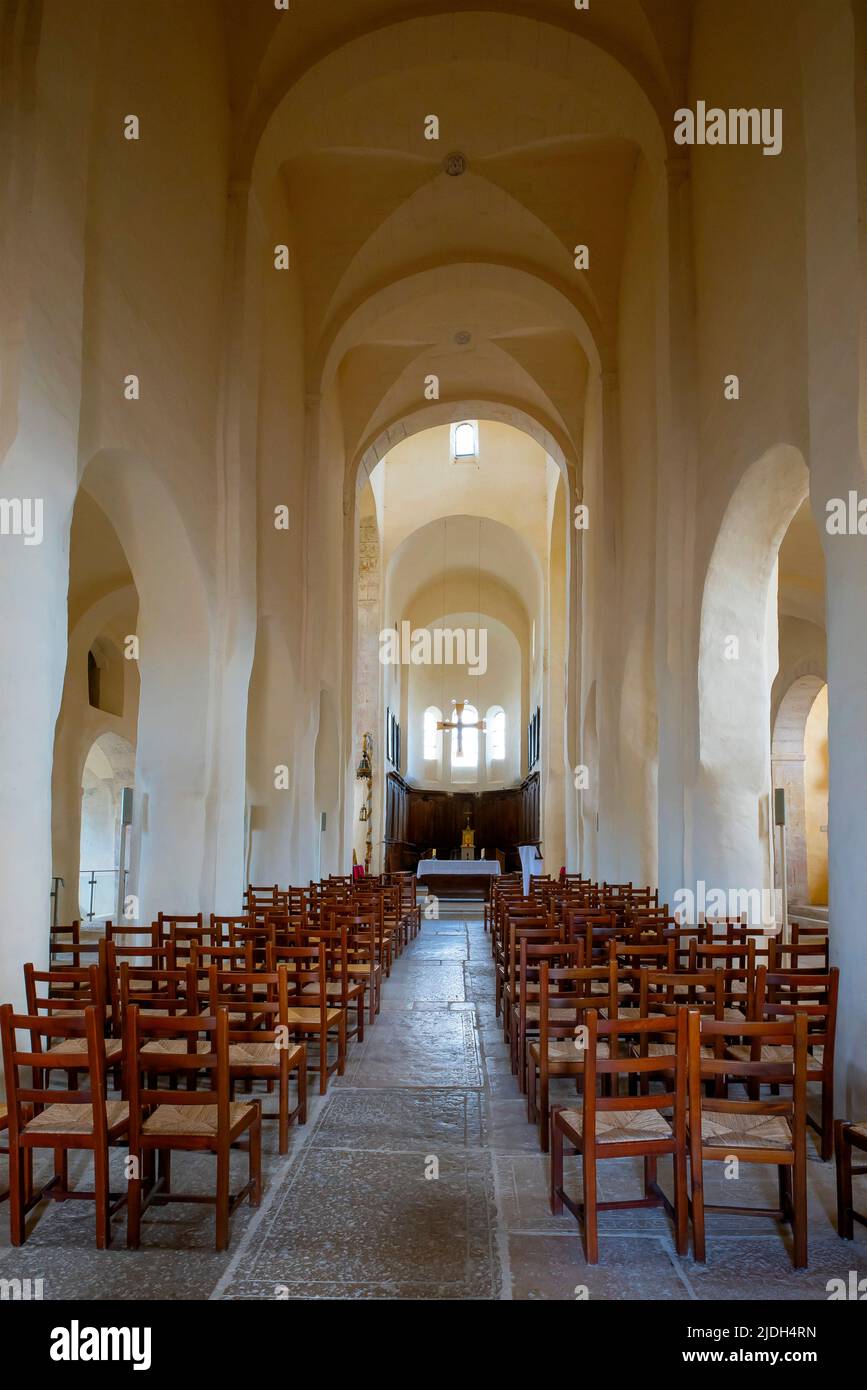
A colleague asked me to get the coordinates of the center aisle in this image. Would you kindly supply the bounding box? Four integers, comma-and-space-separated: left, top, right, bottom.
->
215, 908, 700, 1299
214, 906, 511, 1298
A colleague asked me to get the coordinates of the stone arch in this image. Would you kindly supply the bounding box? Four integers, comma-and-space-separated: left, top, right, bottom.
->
242, 10, 670, 187
353, 396, 576, 513
695, 444, 810, 896
321, 262, 604, 406
52, 582, 140, 924
75, 452, 220, 920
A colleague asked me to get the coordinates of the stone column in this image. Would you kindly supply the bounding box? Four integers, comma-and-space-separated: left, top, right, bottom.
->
798, 0, 867, 1112
655, 155, 699, 907
0, 2, 98, 1016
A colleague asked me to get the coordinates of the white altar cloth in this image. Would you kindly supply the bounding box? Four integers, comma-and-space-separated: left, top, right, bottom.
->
517, 844, 544, 895
416, 859, 501, 877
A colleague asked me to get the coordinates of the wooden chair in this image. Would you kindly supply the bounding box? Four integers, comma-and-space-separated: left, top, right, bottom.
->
326, 908, 382, 1022
105, 921, 159, 946
688, 939, 757, 1020
244, 883, 279, 913
119, 961, 195, 1022
101, 940, 177, 1039
528, 961, 617, 1151
791, 919, 829, 950
126, 1005, 261, 1250
610, 940, 675, 974
550, 1008, 689, 1263
295, 924, 367, 1043
267, 943, 346, 1094
229, 921, 276, 970
0, 1004, 129, 1247
768, 938, 830, 974
499, 916, 557, 1036
687, 1009, 808, 1268
729, 966, 838, 1161
49, 921, 90, 971
835, 1120, 867, 1239
23, 962, 118, 1089
24, 960, 104, 1017
189, 939, 254, 976
511, 938, 585, 1084
157, 911, 204, 940
208, 965, 306, 1154
632, 968, 725, 1092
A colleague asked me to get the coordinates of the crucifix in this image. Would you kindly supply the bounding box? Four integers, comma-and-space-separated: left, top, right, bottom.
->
437, 700, 486, 756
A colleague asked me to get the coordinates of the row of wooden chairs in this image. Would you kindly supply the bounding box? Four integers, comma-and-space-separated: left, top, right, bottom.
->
2, 875, 421, 1247
549, 1007, 810, 1266
486, 875, 855, 1268
1, 1002, 263, 1251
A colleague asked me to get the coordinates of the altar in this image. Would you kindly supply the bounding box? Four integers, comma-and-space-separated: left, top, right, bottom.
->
416, 858, 501, 902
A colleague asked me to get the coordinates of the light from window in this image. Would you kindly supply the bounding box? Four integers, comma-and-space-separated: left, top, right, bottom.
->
487, 707, 506, 760
451, 703, 479, 769
452, 421, 478, 459
423, 706, 441, 762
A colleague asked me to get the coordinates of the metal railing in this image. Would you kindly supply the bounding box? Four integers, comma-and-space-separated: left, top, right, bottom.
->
79, 868, 119, 922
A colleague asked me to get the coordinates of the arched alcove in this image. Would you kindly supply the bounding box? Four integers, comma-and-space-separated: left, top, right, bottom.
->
695, 445, 810, 899
74, 452, 221, 920
78, 732, 136, 923
772, 675, 828, 907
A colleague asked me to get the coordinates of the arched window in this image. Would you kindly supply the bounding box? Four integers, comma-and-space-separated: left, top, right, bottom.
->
487, 706, 506, 761
423, 706, 441, 762
451, 703, 479, 770
451, 420, 478, 460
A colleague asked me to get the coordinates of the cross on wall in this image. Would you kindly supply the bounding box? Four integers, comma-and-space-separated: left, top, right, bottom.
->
437, 700, 486, 756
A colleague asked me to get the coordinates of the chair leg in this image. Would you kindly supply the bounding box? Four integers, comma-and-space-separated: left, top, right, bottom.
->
298, 1050, 308, 1125
835, 1122, 853, 1239
820, 1080, 834, 1162
9, 1145, 26, 1246
549, 1112, 563, 1214
672, 1150, 689, 1257
337, 1015, 346, 1077
792, 1152, 808, 1270
249, 1115, 262, 1207
319, 1027, 328, 1095
278, 1064, 289, 1156
539, 1074, 550, 1154
690, 1146, 706, 1263
582, 1145, 598, 1264
127, 1151, 142, 1250
215, 1145, 230, 1252
778, 1163, 792, 1222
356, 994, 364, 1044
94, 1142, 110, 1250
527, 1057, 537, 1126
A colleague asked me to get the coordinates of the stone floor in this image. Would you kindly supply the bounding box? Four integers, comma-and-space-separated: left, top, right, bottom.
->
0, 909, 864, 1300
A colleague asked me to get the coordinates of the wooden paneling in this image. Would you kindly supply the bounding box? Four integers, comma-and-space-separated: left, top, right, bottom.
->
384, 772, 541, 872
520, 771, 540, 845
